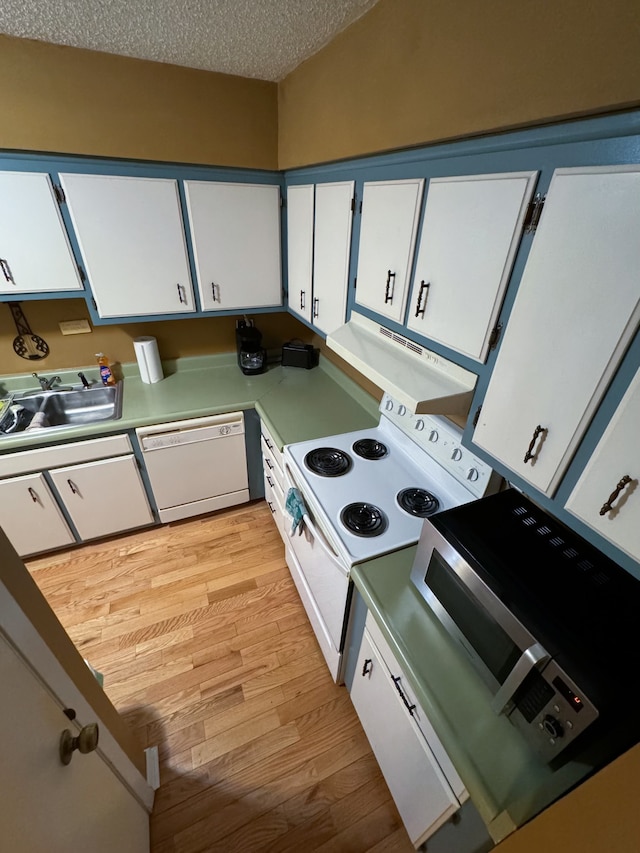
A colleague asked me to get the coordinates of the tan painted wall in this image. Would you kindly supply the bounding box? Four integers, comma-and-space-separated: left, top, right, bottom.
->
278, 0, 640, 168
0, 34, 278, 169
0, 300, 310, 377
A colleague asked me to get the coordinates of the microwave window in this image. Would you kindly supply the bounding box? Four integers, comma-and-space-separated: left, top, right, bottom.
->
427, 550, 522, 683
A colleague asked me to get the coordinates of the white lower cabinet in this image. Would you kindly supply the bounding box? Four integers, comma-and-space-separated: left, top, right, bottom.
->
351, 613, 465, 848
0, 472, 75, 556
49, 455, 153, 541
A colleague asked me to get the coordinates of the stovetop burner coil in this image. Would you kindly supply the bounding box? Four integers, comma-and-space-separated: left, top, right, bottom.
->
352, 438, 389, 460
397, 487, 440, 518
304, 447, 353, 477
340, 503, 388, 537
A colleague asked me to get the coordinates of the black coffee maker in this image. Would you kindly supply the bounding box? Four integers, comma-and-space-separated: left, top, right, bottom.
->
236, 320, 267, 375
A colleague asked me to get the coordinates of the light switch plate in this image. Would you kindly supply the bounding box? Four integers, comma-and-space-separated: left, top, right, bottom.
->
59, 319, 92, 335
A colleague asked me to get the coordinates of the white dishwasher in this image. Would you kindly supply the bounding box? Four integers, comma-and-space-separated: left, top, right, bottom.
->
136, 413, 249, 522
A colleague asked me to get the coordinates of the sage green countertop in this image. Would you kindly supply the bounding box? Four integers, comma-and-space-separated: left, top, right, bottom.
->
351, 549, 593, 845
0, 354, 379, 453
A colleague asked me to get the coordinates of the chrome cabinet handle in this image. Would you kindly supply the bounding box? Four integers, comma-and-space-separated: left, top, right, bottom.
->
361, 658, 373, 676
385, 270, 396, 304
300, 290, 306, 310
1, 258, 14, 283
312, 297, 319, 319
524, 425, 546, 464
391, 675, 416, 717
415, 280, 430, 318
28, 487, 38, 503
67, 479, 79, 495
177, 283, 187, 304
599, 475, 632, 516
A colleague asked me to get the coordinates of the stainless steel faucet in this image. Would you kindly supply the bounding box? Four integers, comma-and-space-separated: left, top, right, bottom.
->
32, 373, 62, 391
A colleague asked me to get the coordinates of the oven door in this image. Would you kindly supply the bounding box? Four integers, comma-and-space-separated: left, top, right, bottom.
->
283, 464, 351, 683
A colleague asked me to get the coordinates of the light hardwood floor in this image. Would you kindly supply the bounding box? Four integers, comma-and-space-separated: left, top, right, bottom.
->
26, 501, 414, 853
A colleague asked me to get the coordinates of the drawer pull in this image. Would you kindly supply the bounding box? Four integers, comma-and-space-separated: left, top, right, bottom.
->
67, 479, 80, 495
28, 487, 38, 503
267, 501, 275, 514
385, 270, 396, 304
414, 280, 430, 318
599, 475, 632, 516
265, 458, 274, 470
524, 425, 546, 464
266, 475, 274, 488
264, 437, 274, 451
361, 658, 373, 676
392, 675, 416, 717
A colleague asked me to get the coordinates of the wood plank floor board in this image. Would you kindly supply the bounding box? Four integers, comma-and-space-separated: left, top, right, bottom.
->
25, 501, 414, 853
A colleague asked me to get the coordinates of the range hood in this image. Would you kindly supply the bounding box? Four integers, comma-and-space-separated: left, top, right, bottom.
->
326, 313, 476, 416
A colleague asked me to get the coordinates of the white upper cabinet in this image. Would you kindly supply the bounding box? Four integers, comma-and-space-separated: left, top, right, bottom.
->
565, 365, 640, 562
406, 171, 538, 361
0, 171, 83, 294
473, 166, 640, 496
286, 184, 314, 323
59, 173, 194, 318
312, 181, 354, 336
185, 181, 282, 312
355, 179, 424, 324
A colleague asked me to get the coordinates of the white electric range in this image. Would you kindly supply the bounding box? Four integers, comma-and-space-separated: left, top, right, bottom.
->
282, 393, 500, 681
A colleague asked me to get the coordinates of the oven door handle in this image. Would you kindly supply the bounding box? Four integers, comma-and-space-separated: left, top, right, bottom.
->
490, 642, 551, 716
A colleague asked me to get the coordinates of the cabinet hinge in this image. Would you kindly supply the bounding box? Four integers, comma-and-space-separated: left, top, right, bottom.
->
77, 266, 86, 283
522, 192, 545, 234
351, 196, 356, 212
488, 322, 503, 351
353, 277, 357, 290
53, 184, 66, 204
280, 192, 285, 209
473, 405, 482, 428
91, 297, 97, 311
359, 199, 363, 214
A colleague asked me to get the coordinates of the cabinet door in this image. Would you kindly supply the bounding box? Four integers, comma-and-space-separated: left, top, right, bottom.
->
0, 172, 82, 294
59, 173, 194, 318
565, 365, 640, 561
355, 179, 424, 323
473, 166, 640, 496
185, 181, 282, 311
351, 627, 460, 847
313, 181, 354, 336
0, 473, 75, 556
406, 171, 537, 361
286, 184, 314, 323
50, 455, 153, 541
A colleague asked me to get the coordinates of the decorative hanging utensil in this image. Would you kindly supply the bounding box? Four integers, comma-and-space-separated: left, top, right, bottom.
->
7, 302, 50, 360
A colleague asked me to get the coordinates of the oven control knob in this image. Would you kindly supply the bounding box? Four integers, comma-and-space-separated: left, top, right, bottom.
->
414, 419, 425, 431
542, 715, 564, 739
451, 448, 463, 461
428, 430, 439, 443
466, 467, 479, 482
398, 405, 407, 416
385, 398, 394, 411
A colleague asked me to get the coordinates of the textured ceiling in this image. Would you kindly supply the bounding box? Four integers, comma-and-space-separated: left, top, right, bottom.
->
0, 0, 380, 82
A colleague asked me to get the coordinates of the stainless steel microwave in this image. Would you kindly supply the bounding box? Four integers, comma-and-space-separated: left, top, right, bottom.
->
410, 489, 640, 765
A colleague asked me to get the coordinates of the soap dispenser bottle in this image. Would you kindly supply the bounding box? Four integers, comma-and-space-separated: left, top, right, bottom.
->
95, 353, 115, 386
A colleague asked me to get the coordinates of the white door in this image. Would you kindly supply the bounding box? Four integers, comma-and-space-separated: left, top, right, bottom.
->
49, 455, 153, 540
0, 630, 149, 852
286, 184, 314, 323
313, 181, 355, 336
59, 173, 194, 318
0, 472, 75, 556
355, 179, 424, 323
0, 171, 82, 294
185, 181, 282, 311
565, 365, 640, 562
406, 171, 538, 361
351, 626, 460, 847
473, 166, 640, 496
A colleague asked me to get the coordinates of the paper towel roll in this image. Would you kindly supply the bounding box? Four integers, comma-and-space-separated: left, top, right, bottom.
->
134, 336, 164, 384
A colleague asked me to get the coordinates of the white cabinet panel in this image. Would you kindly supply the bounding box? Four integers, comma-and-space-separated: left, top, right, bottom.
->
286, 184, 314, 323
0, 472, 75, 556
351, 622, 461, 847
60, 173, 194, 318
355, 179, 424, 323
185, 181, 282, 311
406, 171, 537, 361
0, 172, 82, 294
473, 166, 640, 495
312, 181, 354, 336
50, 455, 153, 540
566, 365, 640, 561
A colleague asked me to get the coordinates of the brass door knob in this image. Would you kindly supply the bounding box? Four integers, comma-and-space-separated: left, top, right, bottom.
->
59, 722, 99, 765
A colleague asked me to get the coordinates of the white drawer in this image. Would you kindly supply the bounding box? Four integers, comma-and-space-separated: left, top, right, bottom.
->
0, 434, 134, 478
260, 422, 283, 461
261, 436, 284, 490
264, 471, 285, 541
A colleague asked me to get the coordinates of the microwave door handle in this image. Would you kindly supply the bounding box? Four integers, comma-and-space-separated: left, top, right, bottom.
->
490, 643, 551, 716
